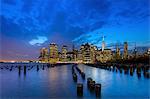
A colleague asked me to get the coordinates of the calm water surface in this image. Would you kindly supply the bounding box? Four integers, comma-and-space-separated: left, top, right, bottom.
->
0, 63, 149, 99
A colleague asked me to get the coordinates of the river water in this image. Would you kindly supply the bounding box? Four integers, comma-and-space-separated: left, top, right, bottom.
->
0, 63, 149, 99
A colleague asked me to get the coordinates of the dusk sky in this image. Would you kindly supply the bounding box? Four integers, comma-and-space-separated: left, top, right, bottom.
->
0, 0, 150, 61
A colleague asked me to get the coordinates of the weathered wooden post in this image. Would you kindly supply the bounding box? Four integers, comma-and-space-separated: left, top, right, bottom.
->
18, 66, 21, 75
87, 77, 92, 88
24, 66, 26, 75
10, 66, 13, 71
89, 80, 95, 91
73, 73, 77, 82
42, 65, 44, 70
77, 83, 83, 97
81, 72, 85, 79
95, 83, 101, 97
37, 65, 39, 71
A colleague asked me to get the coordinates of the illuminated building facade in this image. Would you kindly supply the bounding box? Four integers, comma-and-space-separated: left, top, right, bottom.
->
148, 48, 150, 55
80, 43, 96, 63
83, 43, 91, 63
72, 49, 78, 61
77, 50, 83, 63
96, 49, 112, 63
77, 45, 84, 62
49, 43, 59, 63
95, 36, 113, 63
39, 47, 49, 63
102, 36, 105, 51
72, 45, 78, 61
61, 45, 68, 62
123, 42, 128, 59
38, 40, 149, 64
58, 52, 62, 61
91, 45, 97, 63
116, 45, 121, 60
66, 52, 74, 61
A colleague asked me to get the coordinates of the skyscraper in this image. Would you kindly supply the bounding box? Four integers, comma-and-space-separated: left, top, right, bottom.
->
123, 42, 128, 59
116, 44, 121, 60
61, 45, 68, 62
83, 43, 91, 63
96, 49, 112, 63
49, 43, 59, 63
72, 45, 78, 61
96, 37, 112, 63
102, 36, 105, 51
80, 43, 96, 63
39, 47, 48, 63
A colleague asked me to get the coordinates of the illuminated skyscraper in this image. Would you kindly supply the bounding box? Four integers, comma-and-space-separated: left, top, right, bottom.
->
61, 45, 68, 62
102, 36, 105, 51
72, 45, 78, 61
83, 43, 91, 63
123, 42, 128, 59
96, 49, 112, 63
49, 43, 59, 63
79, 43, 96, 63
39, 47, 48, 63
77, 44, 84, 62
134, 43, 137, 58
116, 45, 121, 59
91, 44, 97, 63
58, 52, 62, 61
96, 36, 112, 63
148, 48, 150, 55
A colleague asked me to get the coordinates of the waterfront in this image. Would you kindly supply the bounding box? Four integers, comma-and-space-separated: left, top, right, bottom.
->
0, 63, 149, 99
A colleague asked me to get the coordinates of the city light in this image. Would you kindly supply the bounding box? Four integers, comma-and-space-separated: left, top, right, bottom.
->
0, 0, 149, 98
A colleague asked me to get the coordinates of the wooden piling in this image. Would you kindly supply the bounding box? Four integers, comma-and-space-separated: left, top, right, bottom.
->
18, 66, 21, 75
77, 83, 83, 97
89, 81, 95, 91
81, 72, 85, 79
37, 65, 39, 71
95, 83, 101, 97
24, 66, 26, 74
87, 78, 92, 88
73, 73, 77, 82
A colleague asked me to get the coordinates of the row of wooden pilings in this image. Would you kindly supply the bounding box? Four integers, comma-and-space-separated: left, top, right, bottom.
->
0, 64, 55, 76
72, 64, 101, 97
18, 65, 47, 75
88, 63, 150, 78
87, 77, 101, 97
0, 63, 72, 76
0, 63, 71, 71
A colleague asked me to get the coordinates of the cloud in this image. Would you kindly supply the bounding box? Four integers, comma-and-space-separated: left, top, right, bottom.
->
1, 0, 149, 40
1, 0, 53, 35
29, 36, 48, 46
1, 0, 149, 60
73, 26, 150, 50
72, 30, 103, 47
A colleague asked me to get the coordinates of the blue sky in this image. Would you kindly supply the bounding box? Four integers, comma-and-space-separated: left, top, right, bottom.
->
0, 0, 150, 60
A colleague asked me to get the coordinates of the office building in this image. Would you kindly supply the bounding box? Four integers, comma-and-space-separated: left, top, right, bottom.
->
61, 45, 68, 62
49, 43, 59, 63
123, 42, 128, 59
39, 47, 48, 63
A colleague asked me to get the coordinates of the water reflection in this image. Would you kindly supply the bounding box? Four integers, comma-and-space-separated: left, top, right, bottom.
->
0, 63, 149, 98
48, 67, 59, 82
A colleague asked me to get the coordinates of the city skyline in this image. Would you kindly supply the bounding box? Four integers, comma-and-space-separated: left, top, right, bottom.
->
38, 41, 149, 64
0, 0, 150, 61
0, 0, 149, 98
